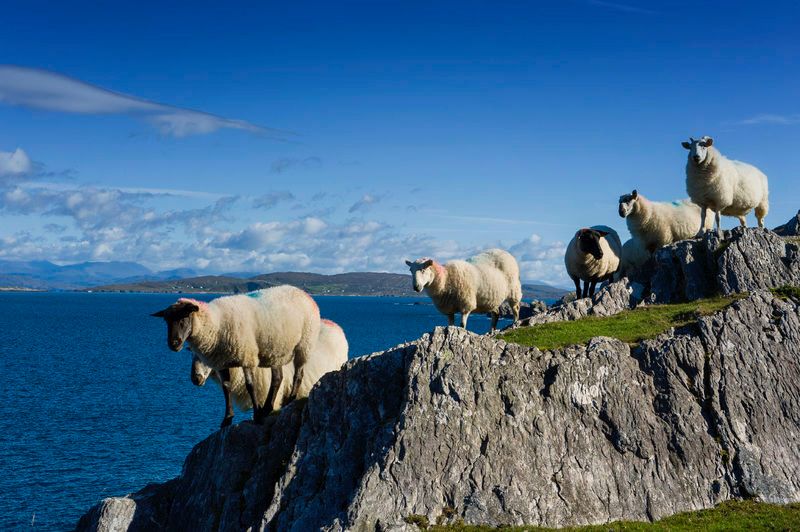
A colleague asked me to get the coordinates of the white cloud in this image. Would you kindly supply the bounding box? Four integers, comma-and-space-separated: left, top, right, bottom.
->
0, 148, 32, 177
0, 65, 285, 138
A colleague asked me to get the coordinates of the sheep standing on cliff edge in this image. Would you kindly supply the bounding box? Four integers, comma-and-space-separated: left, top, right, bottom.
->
152, 285, 320, 426
683, 136, 769, 236
565, 226, 621, 299
618, 189, 713, 253
191, 319, 348, 421
405, 248, 522, 331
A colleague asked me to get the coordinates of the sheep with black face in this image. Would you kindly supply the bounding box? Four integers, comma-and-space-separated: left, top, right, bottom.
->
151, 285, 320, 427
565, 225, 622, 299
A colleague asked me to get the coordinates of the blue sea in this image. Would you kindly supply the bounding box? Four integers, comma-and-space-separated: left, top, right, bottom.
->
0, 292, 519, 530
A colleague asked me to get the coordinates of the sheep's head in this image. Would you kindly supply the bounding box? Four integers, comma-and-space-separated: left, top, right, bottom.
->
405, 258, 435, 292
191, 355, 213, 386
682, 136, 714, 165
151, 299, 200, 352
618, 189, 639, 218
576, 228, 609, 260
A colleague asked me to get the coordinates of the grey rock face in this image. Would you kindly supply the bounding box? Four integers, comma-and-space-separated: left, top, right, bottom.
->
76, 290, 800, 531
651, 227, 800, 303
774, 210, 800, 236
497, 299, 547, 320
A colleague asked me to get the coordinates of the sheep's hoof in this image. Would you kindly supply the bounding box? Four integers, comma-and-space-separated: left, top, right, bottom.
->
220, 416, 233, 428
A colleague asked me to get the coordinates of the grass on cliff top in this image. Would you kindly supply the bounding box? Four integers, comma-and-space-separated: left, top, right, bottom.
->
408, 500, 800, 531
771, 285, 800, 300
498, 295, 742, 351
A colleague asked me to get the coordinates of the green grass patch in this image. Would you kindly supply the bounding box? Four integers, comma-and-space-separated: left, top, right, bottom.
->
417, 500, 800, 531
499, 296, 742, 351
771, 285, 800, 300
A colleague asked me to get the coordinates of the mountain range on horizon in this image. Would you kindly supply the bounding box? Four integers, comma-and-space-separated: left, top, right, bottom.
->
0, 259, 569, 299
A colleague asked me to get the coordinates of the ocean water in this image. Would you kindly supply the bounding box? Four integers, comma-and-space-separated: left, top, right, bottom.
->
0, 292, 517, 530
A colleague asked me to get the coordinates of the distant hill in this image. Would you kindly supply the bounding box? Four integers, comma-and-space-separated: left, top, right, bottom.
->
85, 271, 569, 300
0, 259, 569, 299
0, 260, 198, 290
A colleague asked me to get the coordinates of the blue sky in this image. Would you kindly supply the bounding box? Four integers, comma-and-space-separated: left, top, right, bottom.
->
1, 1, 798, 286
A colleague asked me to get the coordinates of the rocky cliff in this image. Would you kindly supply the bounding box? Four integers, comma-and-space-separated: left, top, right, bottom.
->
77, 226, 800, 531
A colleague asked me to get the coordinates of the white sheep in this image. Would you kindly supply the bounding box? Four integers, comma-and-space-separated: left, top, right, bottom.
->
152, 285, 321, 426
683, 136, 769, 236
405, 248, 522, 331
618, 190, 713, 253
190, 318, 348, 419
616, 237, 650, 280
565, 225, 622, 299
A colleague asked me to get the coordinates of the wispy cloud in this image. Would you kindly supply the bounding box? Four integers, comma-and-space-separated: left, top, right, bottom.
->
0, 65, 289, 138
586, 0, 658, 15
253, 190, 296, 209
737, 113, 800, 126
270, 156, 322, 174
348, 193, 380, 213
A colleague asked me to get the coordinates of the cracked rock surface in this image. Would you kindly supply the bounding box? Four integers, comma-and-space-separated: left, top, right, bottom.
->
77, 290, 800, 531
651, 227, 800, 302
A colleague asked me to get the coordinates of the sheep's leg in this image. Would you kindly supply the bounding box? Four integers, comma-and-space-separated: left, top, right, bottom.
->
242, 367, 261, 423
755, 202, 768, 228
582, 281, 590, 299
696, 207, 708, 237
571, 275, 581, 300
447, 313, 455, 326
460, 311, 471, 328
219, 368, 234, 428
588, 280, 598, 298
490, 312, 499, 332
511, 301, 520, 322
714, 210, 722, 237
265, 365, 284, 414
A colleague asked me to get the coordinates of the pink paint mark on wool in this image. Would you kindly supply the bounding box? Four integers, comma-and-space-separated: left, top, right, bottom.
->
432, 261, 446, 278
178, 297, 207, 308
321, 319, 342, 330
300, 290, 319, 310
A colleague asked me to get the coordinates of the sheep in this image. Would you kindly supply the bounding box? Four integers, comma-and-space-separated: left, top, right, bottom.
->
405, 248, 522, 331
190, 319, 348, 421
615, 237, 650, 281
565, 225, 622, 299
618, 189, 713, 253
152, 285, 321, 426
682, 136, 769, 236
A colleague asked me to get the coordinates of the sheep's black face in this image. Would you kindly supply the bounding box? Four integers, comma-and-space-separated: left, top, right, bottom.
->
151, 301, 199, 352
618, 190, 637, 218
577, 229, 604, 260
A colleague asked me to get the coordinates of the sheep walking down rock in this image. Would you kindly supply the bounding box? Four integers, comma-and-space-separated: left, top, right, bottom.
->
683, 136, 769, 236
152, 285, 321, 426
190, 318, 348, 421
405, 248, 522, 331
565, 226, 622, 299
618, 189, 713, 253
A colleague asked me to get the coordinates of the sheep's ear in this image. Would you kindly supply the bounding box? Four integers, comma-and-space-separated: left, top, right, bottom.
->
597, 230, 610, 237
185, 303, 200, 313
422, 259, 434, 268
405, 260, 413, 267
704, 137, 713, 147
151, 308, 168, 318
631, 189, 638, 198
681, 141, 691, 150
